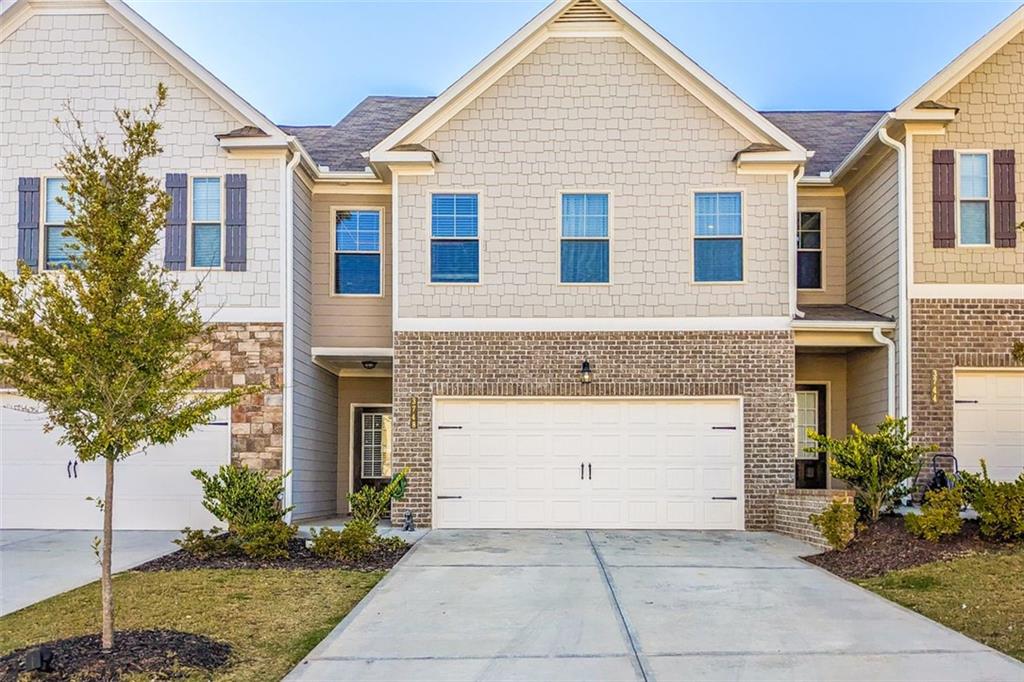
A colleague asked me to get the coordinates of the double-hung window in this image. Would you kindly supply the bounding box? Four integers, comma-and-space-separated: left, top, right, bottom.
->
431, 194, 479, 283
335, 209, 382, 295
694, 192, 742, 282
958, 152, 990, 245
191, 177, 223, 268
560, 193, 609, 284
44, 178, 78, 269
797, 211, 823, 289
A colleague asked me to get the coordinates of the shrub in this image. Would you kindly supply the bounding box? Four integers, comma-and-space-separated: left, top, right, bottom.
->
905, 487, 964, 542
808, 417, 934, 523
174, 527, 232, 557
236, 520, 296, 560
348, 468, 410, 525
191, 465, 292, 531
810, 498, 858, 551
308, 527, 345, 559
309, 520, 407, 562
960, 461, 1024, 541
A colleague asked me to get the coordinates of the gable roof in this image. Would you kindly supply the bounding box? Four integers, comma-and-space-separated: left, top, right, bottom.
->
762, 111, 886, 177
369, 0, 807, 163
282, 96, 434, 172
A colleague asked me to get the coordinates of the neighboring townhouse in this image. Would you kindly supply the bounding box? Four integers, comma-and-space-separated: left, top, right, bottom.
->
0, 0, 1019, 536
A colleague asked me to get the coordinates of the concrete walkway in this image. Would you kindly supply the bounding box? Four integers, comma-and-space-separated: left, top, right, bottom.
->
288, 530, 1023, 682
0, 529, 178, 615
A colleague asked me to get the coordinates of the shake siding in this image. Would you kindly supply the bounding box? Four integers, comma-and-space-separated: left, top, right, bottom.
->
290, 177, 338, 520
845, 149, 899, 318
311, 193, 392, 348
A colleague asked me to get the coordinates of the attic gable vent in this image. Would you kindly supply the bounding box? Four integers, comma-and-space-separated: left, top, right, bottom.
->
553, 0, 616, 25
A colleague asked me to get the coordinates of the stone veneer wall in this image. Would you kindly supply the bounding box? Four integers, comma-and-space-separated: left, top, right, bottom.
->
199, 323, 285, 472
391, 331, 796, 530
911, 299, 1024, 475
773, 489, 854, 549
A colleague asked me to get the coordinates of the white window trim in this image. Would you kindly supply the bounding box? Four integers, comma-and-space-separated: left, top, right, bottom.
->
797, 208, 825, 292
40, 175, 71, 271
187, 174, 226, 270
331, 206, 385, 298
690, 188, 746, 285
556, 189, 614, 286
426, 190, 482, 286
955, 150, 994, 249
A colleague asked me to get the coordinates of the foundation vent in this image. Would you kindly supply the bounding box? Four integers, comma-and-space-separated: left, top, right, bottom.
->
553, 0, 617, 25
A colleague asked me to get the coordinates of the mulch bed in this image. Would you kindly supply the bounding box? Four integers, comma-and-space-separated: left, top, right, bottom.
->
803, 516, 1012, 580
134, 537, 407, 573
0, 629, 230, 681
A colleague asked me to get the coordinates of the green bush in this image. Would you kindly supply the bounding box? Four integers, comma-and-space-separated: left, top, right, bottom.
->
309, 520, 407, 562
191, 464, 292, 531
236, 520, 296, 560
308, 527, 344, 559
960, 461, 1024, 541
174, 526, 232, 557
348, 468, 410, 525
905, 487, 964, 542
808, 417, 934, 523
810, 498, 858, 551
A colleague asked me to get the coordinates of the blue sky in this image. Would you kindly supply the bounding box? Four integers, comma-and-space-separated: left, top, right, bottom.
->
126, 1, 1019, 125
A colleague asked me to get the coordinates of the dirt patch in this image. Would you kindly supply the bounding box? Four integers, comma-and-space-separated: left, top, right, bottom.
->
133, 538, 407, 573
803, 516, 1013, 580
0, 629, 230, 681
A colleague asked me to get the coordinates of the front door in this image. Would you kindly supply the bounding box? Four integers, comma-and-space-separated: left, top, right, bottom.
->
795, 385, 827, 489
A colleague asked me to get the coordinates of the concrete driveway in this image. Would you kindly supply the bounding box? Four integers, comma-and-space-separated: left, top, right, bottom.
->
289, 530, 1023, 682
0, 529, 178, 615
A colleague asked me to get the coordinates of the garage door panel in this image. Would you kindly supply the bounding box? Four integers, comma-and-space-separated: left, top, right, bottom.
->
954, 372, 1024, 482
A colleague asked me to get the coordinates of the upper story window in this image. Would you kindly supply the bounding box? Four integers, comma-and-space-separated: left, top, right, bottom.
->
191, 177, 223, 268
431, 194, 479, 283
694, 192, 742, 282
797, 211, 822, 290
560, 193, 610, 284
44, 178, 78, 270
335, 209, 382, 295
958, 152, 990, 246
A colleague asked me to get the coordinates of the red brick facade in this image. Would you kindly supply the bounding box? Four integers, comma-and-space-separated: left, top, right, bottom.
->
391, 330, 796, 530
910, 299, 1024, 469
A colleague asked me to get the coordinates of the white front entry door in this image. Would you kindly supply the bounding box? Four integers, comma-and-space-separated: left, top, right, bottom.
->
433, 398, 744, 530
1, 395, 230, 530
954, 371, 1024, 481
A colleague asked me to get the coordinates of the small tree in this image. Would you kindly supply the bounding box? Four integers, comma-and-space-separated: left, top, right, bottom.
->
0, 85, 260, 650
807, 417, 933, 523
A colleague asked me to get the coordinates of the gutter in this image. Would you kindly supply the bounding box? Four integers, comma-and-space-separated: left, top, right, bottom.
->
790, 165, 806, 319
281, 149, 302, 520
873, 327, 897, 418
876, 126, 910, 422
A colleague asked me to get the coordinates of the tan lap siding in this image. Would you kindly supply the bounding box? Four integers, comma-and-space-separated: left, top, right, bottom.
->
845, 148, 900, 317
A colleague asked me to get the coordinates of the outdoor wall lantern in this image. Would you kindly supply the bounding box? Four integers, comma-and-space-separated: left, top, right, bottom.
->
580, 359, 593, 384
362, 360, 378, 370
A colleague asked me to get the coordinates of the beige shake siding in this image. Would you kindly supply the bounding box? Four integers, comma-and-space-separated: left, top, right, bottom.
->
395, 38, 790, 319
311, 193, 393, 348
844, 148, 900, 318
911, 29, 1024, 285
796, 193, 847, 305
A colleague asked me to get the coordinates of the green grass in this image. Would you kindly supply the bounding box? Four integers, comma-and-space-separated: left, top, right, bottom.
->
0, 569, 382, 681
858, 549, 1024, 662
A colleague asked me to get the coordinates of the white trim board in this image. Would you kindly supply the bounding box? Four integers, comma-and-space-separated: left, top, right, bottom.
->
395, 316, 792, 332
200, 307, 284, 323
909, 284, 1024, 299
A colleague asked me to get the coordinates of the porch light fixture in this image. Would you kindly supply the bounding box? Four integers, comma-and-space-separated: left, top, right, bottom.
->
580, 360, 593, 385
362, 360, 378, 370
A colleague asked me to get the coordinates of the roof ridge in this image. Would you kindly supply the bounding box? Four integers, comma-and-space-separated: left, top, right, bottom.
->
761, 109, 888, 114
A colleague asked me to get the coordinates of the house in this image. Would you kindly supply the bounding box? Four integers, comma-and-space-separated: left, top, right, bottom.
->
0, 0, 1019, 537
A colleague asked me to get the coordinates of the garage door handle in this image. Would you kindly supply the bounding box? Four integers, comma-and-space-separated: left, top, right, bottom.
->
67, 460, 72, 479
436, 495, 462, 500
588, 463, 592, 480
581, 463, 585, 480
954, 400, 978, 404
438, 425, 462, 430
712, 496, 737, 501
712, 426, 737, 431
73, 461, 78, 478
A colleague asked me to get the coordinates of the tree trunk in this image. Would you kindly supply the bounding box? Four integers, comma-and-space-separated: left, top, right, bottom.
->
101, 457, 115, 651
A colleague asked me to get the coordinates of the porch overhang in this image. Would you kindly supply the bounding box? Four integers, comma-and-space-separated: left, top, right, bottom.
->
793, 326, 893, 348
311, 347, 393, 377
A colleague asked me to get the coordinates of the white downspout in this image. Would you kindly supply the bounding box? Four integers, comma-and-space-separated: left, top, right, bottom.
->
790, 165, 806, 319
282, 149, 302, 520
877, 125, 909, 421
873, 327, 897, 418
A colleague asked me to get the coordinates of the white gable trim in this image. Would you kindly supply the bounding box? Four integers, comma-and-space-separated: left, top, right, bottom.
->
369, 0, 807, 161
894, 5, 1024, 117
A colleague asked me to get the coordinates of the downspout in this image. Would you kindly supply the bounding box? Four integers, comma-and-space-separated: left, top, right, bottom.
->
873, 327, 897, 418
790, 165, 806, 319
877, 124, 909, 421
282, 148, 302, 520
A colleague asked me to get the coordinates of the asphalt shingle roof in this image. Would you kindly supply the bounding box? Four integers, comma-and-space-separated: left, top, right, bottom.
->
762, 111, 886, 177
798, 304, 894, 324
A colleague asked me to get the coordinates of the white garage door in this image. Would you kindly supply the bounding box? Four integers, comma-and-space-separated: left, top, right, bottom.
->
433, 398, 743, 530
954, 371, 1024, 481
1, 395, 230, 530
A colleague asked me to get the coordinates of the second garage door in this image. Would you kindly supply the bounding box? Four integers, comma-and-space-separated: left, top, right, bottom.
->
954, 370, 1024, 481
433, 398, 744, 530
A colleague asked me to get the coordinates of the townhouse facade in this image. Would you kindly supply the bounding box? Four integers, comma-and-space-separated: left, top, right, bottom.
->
0, 0, 1020, 536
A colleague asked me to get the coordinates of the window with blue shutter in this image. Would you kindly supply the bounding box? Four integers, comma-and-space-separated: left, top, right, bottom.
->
431, 194, 479, 283
560, 193, 609, 283
335, 209, 382, 295
44, 178, 80, 270
694, 192, 743, 282
191, 177, 223, 268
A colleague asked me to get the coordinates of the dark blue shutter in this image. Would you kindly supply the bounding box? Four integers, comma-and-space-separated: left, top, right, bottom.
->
224, 174, 247, 271
164, 173, 187, 270
17, 177, 40, 271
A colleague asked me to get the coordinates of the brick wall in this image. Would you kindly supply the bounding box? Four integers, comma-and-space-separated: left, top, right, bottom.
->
773, 489, 854, 549
391, 330, 796, 530
911, 299, 1024, 473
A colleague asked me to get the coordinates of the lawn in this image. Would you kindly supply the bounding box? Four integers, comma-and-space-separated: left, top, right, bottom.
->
0, 568, 381, 681
858, 549, 1024, 662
